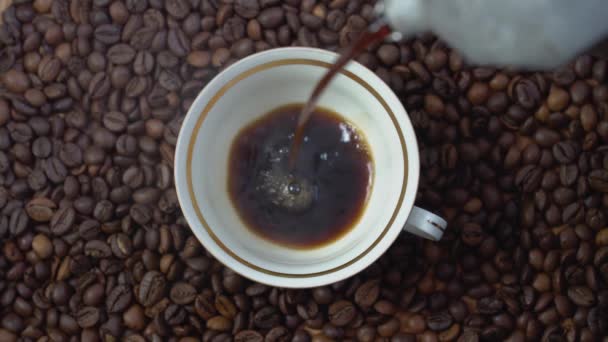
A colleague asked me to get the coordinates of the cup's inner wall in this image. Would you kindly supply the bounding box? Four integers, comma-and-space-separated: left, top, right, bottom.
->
189, 62, 405, 274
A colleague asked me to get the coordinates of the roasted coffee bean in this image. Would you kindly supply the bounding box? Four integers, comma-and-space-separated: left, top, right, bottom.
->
138, 271, 165, 306
130, 204, 151, 224
0, 152, 9, 173
478, 297, 504, 315
84, 240, 112, 258
512, 78, 541, 109
258, 7, 284, 28
548, 86, 570, 111
103, 112, 128, 133
235, 330, 264, 342
195, 292, 217, 320
3, 70, 30, 93
130, 27, 156, 51
516, 165, 542, 192
328, 301, 356, 327
253, 306, 280, 329
354, 279, 380, 308
25, 197, 56, 222
59, 143, 83, 168
207, 315, 232, 331
553, 141, 579, 164
9, 209, 29, 236
560, 164, 579, 186
533, 129, 560, 149
38, 56, 61, 82
163, 0, 189, 19
426, 312, 453, 331
235, 0, 260, 19
50, 206, 76, 235
212, 48, 231, 67
95, 24, 121, 44
77, 307, 100, 328
123, 304, 145, 331
461, 223, 483, 246
106, 285, 132, 313
168, 28, 190, 57
83, 283, 105, 307
224, 17, 246, 43
215, 295, 238, 318
589, 170, 608, 192
266, 326, 291, 342
187, 50, 211, 68
163, 303, 186, 325
8, 123, 33, 143
107, 43, 136, 65
31, 137, 51, 159
88, 72, 111, 99
169, 282, 196, 305
125, 76, 149, 98
158, 70, 182, 91
133, 51, 154, 75
567, 286, 595, 307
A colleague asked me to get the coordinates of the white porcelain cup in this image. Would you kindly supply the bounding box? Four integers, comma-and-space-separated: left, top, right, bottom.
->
175, 47, 447, 288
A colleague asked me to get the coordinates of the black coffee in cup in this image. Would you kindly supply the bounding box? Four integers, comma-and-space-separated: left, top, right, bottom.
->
228, 104, 373, 249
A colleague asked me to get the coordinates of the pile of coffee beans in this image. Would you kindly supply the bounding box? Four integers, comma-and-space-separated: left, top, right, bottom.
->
0, 0, 607, 341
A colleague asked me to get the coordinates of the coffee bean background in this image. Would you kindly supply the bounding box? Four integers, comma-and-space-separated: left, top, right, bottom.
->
0, 0, 608, 341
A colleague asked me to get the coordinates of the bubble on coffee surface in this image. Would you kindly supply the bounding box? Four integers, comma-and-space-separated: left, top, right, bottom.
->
257, 168, 316, 213
255, 140, 316, 213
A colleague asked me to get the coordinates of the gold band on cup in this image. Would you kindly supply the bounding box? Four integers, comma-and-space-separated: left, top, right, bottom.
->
187, 59, 408, 278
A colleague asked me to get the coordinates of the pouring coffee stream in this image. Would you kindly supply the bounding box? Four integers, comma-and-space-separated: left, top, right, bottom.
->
255, 25, 393, 214
289, 24, 392, 170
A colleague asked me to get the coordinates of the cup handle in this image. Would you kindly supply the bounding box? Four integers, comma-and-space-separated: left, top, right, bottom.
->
403, 206, 447, 241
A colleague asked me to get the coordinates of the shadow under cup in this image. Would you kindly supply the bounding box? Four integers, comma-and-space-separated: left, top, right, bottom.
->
178, 50, 418, 283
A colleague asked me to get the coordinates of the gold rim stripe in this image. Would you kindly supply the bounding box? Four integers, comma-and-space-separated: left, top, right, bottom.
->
186, 59, 408, 278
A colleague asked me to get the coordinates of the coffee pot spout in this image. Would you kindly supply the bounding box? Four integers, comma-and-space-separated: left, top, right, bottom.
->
376, 0, 608, 69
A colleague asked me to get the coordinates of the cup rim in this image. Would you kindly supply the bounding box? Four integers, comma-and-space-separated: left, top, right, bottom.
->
175, 47, 420, 288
